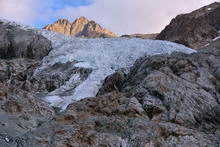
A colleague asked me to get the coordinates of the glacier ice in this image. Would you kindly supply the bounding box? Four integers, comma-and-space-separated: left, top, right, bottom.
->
38, 30, 195, 110
0, 19, 196, 110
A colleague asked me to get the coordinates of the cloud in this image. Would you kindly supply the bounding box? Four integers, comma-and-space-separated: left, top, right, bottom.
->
0, 0, 219, 34
0, 0, 37, 24
0, 0, 55, 25
56, 0, 219, 34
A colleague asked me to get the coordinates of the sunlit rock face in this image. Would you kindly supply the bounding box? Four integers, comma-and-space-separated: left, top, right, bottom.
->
157, 2, 220, 49
44, 17, 118, 38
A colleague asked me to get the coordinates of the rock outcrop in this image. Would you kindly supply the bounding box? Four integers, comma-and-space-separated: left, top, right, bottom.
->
44, 17, 118, 38
0, 20, 52, 59
121, 33, 158, 40
0, 21, 55, 146
156, 2, 220, 49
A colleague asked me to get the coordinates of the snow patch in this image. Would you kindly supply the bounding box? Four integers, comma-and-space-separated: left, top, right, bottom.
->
213, 36, 220, 41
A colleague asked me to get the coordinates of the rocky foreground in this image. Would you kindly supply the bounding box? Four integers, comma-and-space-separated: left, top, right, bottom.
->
0, 19, 220, 147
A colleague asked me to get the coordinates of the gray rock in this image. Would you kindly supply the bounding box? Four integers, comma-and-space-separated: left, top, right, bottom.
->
32, 61, 93, 94
0, 21, 52, 59
97, 70, 126, 96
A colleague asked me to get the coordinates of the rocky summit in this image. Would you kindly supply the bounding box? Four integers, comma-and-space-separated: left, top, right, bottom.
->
44, 17, 118, 38
157, 2, 220, 49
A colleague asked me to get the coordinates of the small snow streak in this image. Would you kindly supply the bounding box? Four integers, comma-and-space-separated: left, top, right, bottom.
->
213, 36, 220, 41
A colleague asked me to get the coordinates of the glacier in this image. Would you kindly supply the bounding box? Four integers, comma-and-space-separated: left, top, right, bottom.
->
38, 31, 196, 110
1, 19, 196, 110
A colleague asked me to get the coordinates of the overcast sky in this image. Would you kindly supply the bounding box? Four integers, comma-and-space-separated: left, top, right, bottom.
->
0, 0, 219, 35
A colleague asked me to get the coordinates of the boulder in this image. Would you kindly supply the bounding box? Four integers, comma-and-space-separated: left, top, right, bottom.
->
0, 21, 52, 59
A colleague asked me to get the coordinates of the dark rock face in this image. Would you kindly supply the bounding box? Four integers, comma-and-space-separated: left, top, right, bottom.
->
156, 2, 220, 48
121, 33, 159, 40
97, 71, 126, 96
0, 21, 52, 59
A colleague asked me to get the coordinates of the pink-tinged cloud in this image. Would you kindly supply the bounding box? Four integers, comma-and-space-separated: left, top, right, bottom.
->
0, 0, 55, 25
56, 0, 219, 34
0, 0, 38, 24
0, 0, 219, 34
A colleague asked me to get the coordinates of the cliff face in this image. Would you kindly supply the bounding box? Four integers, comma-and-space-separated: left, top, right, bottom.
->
44, 17, 118, 38
157, 2, 220, 49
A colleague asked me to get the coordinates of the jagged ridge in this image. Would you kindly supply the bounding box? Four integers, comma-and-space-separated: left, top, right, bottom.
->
44, 17, 118, 38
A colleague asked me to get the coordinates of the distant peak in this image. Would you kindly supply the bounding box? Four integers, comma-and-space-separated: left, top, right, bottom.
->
74, 16, 89, 23
57, 18, 69, 21
44, 16, 117, 38
78, 16, 88, 21
55, 19, 70, 24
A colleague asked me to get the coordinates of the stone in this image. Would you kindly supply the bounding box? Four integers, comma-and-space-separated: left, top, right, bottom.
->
97, 70, 126, 96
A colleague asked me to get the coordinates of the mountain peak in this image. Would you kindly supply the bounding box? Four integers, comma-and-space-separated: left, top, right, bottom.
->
75, 16, 89, 22
55, 19, 70, 24
73, 17, 89, 25
44, 17, 117, 38
157, 2, 220, 48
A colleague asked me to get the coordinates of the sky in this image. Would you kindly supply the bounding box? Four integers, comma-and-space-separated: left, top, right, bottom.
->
0, 0, 219, 35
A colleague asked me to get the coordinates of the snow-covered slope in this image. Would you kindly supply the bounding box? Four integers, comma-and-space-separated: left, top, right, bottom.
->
0, 19, 196, 110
